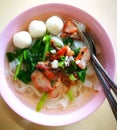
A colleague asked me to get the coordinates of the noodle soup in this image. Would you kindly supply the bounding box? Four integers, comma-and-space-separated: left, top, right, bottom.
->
6, 15, 101, 113
1, 4, 115, 126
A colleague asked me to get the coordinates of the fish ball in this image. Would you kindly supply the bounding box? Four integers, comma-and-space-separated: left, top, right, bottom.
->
13, 31, 32, 49
29, 20, 46, 38
46, 16, 64, 35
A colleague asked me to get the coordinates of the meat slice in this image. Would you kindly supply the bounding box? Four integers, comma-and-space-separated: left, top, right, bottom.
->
31, 70, 53, 92
75, 47, 90, 69
61, 19, 83, 40
62, 19, 78, 33
49, 79, 68, 98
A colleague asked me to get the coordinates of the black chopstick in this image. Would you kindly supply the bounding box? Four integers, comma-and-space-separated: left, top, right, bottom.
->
92, 62, 117, 121
91, 54, 117, 96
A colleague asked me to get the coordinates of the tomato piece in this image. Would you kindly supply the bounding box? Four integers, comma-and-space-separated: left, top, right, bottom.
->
49, 46, 68, 61
57, 45, 68, 57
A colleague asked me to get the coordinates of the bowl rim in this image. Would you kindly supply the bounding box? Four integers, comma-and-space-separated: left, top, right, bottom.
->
0, 3, 116, 126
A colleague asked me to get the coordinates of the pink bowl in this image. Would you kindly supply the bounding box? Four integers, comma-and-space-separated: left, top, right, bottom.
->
0, 3, 116, 126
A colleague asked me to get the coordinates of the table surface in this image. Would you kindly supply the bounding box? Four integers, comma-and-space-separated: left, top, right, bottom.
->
0, 0, 117, 130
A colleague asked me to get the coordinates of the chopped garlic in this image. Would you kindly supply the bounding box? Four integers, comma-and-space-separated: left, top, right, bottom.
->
65, 56, 74, 67
50, 49, 56, 54
51, 60, 58, 69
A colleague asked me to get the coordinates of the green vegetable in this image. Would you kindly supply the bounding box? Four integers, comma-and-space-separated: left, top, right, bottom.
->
6, 49, 24, 62
17, 70, 31, 83
36, 92, 48, 112
42, 35, 51, 61
6, 38, 46, 83
62, 37, 74, 46
14, 53, 23, 80
6, 52, 16, 62
16, 39, 45, 83
77, 68, 87, 82
23, 50, 28, 60
58, 61, 65, 69
65, 60, 77, 74
74, 48, 80, 56
67, 89, 74, 101
60, 56, 66, 61
7, 49, 26, 81
58, 56, 66, 68
30, 39, 45, 62
69, 74, 77, 81
23, 49, 35, 71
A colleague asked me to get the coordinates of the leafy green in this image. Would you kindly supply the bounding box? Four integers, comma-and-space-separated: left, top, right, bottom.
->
6, 49, 24, 62
63, 58, 87, 82
60, 56, 66, 61
18, 39, 46, 83
7, 49, 25, 80
73, 48, 80, 57
62, 37, 74, 46
30, 38, 45, 62
64, 60, 77, 74
23, 50, 35, 71
17, 70, 31, 83
6, 52, 16, 62
6, 38, 47, 83
77, 68, 87, 82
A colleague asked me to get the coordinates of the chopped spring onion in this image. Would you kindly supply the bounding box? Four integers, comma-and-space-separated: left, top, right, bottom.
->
58, 61, 65, 68
69, 73, 77, 81
58, 56, 66, 68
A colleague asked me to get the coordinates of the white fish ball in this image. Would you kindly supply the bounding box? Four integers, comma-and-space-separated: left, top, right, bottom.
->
28, 20, 46, 38
46, 16, 64, 35
13, 31, 32, 49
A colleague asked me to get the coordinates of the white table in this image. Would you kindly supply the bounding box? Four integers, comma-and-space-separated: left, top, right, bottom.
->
0, 0, 117, 130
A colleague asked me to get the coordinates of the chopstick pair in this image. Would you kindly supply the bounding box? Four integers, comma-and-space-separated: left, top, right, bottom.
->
92, 60, 117, 121
83, 32, 117, 121
91, 53, 117, 95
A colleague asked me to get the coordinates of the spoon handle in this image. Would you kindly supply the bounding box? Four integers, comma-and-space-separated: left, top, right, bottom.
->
92, 54, 117, 95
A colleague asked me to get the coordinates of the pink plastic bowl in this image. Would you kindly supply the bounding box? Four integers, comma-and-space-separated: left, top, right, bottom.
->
0, 3, 116, 126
